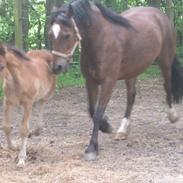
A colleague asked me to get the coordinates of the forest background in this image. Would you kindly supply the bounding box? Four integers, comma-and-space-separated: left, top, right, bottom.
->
0, 0, 182, 89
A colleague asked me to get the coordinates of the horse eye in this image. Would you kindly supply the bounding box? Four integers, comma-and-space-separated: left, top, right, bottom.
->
63, 34, 71, 40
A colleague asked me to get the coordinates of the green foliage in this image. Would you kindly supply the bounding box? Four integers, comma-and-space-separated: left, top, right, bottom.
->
0, 0, 14, 43
28, 1, 46, 49
56, 67, 85, 89
0, 0, 182, 93
138, 65, 160, 80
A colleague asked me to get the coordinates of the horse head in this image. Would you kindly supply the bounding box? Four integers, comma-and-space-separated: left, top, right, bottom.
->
49, 5, 82, 74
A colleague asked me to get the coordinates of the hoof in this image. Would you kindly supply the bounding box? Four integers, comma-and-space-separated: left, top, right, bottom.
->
168, 108, 179, 123
168, 115, 179, 123
28, 128, 41, 138
99, 124, 113, 134
168, 114, 179, 123
99, 117, 113, 134
17, 159, 25, 168
84, 152, 97, 161
114, 132, 128, 140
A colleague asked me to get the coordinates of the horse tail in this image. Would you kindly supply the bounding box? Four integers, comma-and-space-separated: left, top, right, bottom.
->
171, 56, 183, 103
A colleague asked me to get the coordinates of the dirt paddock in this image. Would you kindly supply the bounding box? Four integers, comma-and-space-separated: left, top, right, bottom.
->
0, 78, 183, 183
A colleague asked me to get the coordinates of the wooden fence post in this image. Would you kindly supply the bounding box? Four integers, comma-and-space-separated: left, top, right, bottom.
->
14, 0, 23, 49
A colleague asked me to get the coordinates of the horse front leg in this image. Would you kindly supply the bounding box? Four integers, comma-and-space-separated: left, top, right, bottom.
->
86, 77, 112, 134
85, 78, 116, 161
17, 101, 33, 168
2, 99, 17, 150
115, 78, 136, 140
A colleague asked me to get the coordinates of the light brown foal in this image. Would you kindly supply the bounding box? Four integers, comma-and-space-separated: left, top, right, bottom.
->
0, 44, 56, 167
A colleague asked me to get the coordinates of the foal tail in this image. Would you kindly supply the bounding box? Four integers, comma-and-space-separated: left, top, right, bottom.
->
171, 56, 183, 103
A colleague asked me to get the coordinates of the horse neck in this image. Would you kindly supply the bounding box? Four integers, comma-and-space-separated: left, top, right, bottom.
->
80, 8, 107, 43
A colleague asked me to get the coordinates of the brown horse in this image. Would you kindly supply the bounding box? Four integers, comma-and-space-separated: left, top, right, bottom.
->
0, 44, 56, 167
49, 0, 183, 160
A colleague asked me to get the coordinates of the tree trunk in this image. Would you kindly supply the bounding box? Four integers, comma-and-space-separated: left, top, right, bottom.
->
166, 0, 174, 24
44, 0, 64, 49
123, 0, 128, 10
22, 0, 29, 50
149, 0, 161, 8
14, 0, 23, 49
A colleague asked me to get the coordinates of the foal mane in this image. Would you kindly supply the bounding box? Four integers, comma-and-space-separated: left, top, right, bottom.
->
50, 0, 133, 29
9, 47, 30, 61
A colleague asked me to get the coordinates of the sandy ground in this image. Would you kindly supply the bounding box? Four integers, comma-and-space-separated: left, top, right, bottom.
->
0, 78, 183, 183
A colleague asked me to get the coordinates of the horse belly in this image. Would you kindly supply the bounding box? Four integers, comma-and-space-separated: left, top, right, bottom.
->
119, 51, 158, 80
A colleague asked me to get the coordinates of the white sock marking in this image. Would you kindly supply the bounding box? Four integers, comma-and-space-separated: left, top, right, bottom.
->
117, 118, 130, 134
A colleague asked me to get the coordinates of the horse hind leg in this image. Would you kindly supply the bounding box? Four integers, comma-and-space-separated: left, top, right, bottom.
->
115, 79, 136, 140
159, 57, 179, 123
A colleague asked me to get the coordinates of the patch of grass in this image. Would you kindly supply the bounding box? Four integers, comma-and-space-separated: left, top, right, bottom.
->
56, 64, 161, 90
177, 46, 183, 60
138, 65, 160, 80
56, 67, 85, 89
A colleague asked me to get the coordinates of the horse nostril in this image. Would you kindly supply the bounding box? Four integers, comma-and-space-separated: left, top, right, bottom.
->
58, 65, 62, 71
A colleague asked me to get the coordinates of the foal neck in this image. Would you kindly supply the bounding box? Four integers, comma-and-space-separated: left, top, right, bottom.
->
4, 51, 27, 83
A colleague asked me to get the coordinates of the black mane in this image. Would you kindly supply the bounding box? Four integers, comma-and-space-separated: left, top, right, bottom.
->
50, 6, 72, 27
50, 0, 133, 29
95, 2, 133, 29
9, 47, 30, 61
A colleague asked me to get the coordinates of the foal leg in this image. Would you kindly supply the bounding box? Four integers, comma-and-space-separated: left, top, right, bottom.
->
86, 77, 112, 133
85, 78, 116, 161
2, 100, 17, 150
17, 102, 33, 167
161, 65, 178, 123
115, 79, 136, 140
28, 100, 45, 138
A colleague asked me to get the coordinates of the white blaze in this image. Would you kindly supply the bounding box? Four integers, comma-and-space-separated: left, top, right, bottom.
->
52, 23, 61, 39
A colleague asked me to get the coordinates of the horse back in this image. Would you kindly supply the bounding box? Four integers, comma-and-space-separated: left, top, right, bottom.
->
116, 7, 176, 79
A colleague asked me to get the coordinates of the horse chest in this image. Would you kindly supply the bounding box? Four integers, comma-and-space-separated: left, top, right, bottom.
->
81, 59, 105, 82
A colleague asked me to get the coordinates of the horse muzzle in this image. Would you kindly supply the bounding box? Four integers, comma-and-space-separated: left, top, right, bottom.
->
52, 58, 70, 75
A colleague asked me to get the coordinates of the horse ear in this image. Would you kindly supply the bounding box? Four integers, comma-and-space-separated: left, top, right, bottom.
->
0, 43, 5, 56
67, 4, 73, 18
